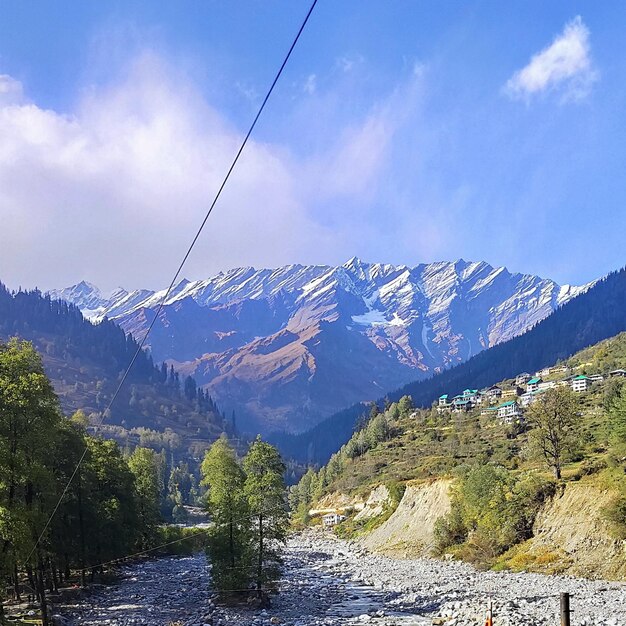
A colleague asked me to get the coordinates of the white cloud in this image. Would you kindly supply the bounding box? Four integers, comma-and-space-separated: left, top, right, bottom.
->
335, 54, 364, 73
504, 16, 597, 102
0, 74, 24, 105
303, 73, 317, 95
0, 54, 349, 291
0, 53, 418, 292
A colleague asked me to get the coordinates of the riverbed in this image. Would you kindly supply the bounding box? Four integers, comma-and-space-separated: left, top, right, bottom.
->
57, 529, 626, 626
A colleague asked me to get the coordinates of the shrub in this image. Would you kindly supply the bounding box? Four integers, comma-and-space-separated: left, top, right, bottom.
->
432, 466, 555, 565
603, 496, 626, 539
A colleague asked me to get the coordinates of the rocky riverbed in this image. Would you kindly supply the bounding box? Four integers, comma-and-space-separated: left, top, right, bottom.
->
57, 529, 626, 626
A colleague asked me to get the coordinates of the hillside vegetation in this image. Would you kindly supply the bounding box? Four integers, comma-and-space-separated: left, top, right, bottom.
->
278, 266, 626, 465
0, 283, 229, 458
291, 332, 626, 577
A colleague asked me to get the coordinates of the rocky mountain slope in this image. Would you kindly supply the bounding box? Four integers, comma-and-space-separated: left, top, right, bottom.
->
50, 258, 587, 433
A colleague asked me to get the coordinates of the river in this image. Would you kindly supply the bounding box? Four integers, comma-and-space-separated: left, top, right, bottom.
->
56, 530, 626, 626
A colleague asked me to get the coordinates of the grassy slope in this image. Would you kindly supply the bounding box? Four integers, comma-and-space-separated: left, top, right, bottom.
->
319, 332, 626, 504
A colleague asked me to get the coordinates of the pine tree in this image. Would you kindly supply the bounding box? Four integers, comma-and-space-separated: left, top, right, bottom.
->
243, 436, 288, 595
201, 435, 251, 593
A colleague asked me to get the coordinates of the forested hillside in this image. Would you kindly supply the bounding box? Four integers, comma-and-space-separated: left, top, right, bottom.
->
0, 283, 228, 458
291, 332, 626, 577
276, 266, 626, 464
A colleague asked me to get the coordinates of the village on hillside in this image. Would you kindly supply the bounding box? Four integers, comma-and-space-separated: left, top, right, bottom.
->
436, 364, 626, 424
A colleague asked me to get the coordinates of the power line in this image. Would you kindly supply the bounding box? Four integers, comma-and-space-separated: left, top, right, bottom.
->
26, 0, 318, 564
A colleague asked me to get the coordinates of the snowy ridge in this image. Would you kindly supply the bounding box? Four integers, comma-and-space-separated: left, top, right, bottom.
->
48, 259, 592, 432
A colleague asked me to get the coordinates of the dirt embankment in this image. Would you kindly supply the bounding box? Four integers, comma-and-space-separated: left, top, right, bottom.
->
357, 477, 626, 580
360, 479, 452, 557
527, 480, 626, 579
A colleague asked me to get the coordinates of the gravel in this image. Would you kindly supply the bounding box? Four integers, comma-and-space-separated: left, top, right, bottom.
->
57, 529, 626, 626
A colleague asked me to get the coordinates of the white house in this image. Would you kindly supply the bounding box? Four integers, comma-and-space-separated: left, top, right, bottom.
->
516, 373, 532, 386
589, 374, 604, 383
571, 375, 592, 393
438, 394, 451, 407
535, 367, 552, 378
609, 369, 626, 378
527, 377, 542, 393
322, 513, 346, 528
452, 397, 473, 412
497, 400, 522, 423
538, 381, 556, 392
485, 385, 502, 403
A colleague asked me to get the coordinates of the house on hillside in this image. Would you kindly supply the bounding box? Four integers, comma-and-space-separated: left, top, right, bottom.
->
527, 377, 542, 393
322, 512, 346, 528
438, 394, 450, 407
502, 386, 523, 399
571, 375, 592, 393
520, 391, 539, 407
481, 406, 498, 417
535, 367, 552, 378
485, 385, 502, 403
497, 400, 522, 423
609, 369, 626, 378
452, 397, 473, 412
589, 374, 605, 383
462, 389, 479, 403
538, 381, 557, 392
516, 373, 532, 386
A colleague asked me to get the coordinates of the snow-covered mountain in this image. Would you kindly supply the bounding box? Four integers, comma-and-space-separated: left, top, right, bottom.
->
49, 259, 590, 433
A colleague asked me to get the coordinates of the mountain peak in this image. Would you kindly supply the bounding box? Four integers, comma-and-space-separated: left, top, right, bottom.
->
50, 259, 590, 432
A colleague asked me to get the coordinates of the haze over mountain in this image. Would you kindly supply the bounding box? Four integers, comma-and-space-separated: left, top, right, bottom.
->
50, 258, 589, 433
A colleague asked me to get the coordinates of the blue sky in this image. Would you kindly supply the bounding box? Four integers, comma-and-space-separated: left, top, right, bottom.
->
1, 1, 625, 291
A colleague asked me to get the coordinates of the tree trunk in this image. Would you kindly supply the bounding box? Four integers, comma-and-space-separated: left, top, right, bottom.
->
36, 556, 49, 626
78, 469, 87, 587
51, 560, 59, 593
14, 562, 21, 602
553, 465, 561, 479
257, 513, 263, 595
229, 518, 235, 568
26, 564, 36, 602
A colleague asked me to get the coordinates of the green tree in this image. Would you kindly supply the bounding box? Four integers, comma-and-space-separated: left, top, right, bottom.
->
201, 435, 251, 592
0, 338, 62, 624
397, 395, 414, 418
243, 437, 288, 594
128, 447, 161, 548
607, 385, 626, 454
526, 387, 581, 479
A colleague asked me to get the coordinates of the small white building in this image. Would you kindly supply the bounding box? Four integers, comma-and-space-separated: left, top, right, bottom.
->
609, 369, 626, 378
535, 367, 552, 378
571, 375, 592, 393
538, 381, 557, 392
322, 512, 346, 528
438, 394, 451, 407
484, 385, 502, 403
516, 373, 532, 386
527, 377, 542, 393
497, 400, 522, 423
589, 374, 604, 383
